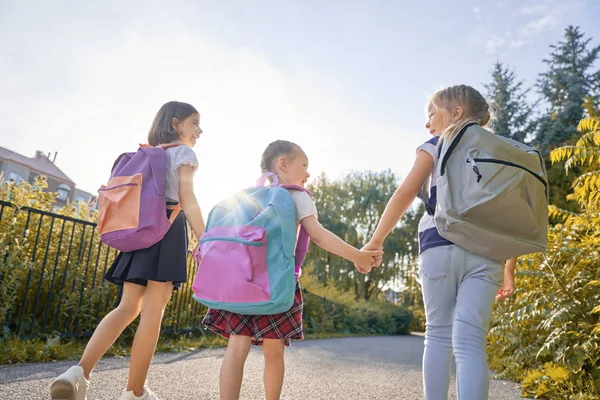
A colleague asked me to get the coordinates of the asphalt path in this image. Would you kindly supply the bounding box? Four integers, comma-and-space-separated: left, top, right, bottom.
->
0, 335, 522, 399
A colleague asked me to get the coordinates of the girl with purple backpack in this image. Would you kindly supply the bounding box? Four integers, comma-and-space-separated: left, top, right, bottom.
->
51, 101, 206, 400
202, 140, 383, 400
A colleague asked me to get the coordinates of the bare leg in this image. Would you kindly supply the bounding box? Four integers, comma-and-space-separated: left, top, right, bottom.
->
78, 282, 145, 379
219, 334, 252, 400
263, 339, 285, 400
126, 281, 173, 396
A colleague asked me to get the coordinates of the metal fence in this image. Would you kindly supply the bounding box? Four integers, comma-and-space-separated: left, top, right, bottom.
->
0, 200, 206, 338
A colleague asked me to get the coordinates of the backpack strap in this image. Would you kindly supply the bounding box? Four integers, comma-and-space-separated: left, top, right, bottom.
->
139, 143, 183, 151
167, 204, 182, 223
293, 225, 310, 278
439, 121, 478, 176
280, 184, 312, 278
158, 142, 183, 150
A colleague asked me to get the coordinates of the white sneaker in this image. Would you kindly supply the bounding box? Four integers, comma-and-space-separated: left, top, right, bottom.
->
119, 386, 161, 400
50, 365, 90, 400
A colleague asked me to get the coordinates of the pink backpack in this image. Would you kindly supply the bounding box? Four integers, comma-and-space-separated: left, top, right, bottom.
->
191, 173, 311, 315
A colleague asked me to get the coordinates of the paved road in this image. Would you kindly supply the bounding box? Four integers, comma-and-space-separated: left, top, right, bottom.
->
0, 335, 521, 399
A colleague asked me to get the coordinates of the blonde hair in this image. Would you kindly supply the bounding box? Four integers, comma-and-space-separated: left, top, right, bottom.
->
428, 85, 491, 142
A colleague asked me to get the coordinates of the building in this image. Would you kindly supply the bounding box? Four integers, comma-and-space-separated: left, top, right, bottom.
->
0, 146, 95, 207
384, 288, 400, 304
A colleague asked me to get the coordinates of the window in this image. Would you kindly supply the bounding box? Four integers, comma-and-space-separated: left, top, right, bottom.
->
7, 172, 22, 182
57, 184, 71, 201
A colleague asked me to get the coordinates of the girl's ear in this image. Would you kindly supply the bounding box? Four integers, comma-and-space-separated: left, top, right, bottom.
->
276, 156, 288, 172
452, 106, 464, 122
171, 117, 180, 132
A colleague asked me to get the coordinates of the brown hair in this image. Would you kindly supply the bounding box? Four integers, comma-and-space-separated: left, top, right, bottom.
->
260, 140, 304, 174
428, 85, 491, 142
148, 101, 198, 146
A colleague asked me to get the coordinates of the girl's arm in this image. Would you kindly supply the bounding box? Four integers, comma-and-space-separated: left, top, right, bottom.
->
300, 216, 382, 269
496, 257, 517, 301
178, 165, 205, 239
367, 150, 434, 248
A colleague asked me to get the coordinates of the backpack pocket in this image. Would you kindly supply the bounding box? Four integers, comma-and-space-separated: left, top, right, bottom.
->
97, 174, 142, 234
459, 158, 547, 238
193, 225, 270, 303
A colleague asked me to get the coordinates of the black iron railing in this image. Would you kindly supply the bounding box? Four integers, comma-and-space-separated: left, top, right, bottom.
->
0, 200, 206, 338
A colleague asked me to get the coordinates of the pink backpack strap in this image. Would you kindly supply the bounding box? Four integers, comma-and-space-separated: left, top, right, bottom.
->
293, 225, 310, 278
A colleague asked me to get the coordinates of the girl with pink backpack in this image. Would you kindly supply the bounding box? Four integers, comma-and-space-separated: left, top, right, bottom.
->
201, 140, 383, 400
51, 101, 206, 400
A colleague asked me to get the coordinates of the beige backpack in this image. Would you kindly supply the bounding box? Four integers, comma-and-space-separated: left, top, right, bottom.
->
434, 122, 549, 261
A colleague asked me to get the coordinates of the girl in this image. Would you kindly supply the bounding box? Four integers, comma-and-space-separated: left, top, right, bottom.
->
362, 85, 516, 399
51, 101, 206, 400
202, 140, 382, 400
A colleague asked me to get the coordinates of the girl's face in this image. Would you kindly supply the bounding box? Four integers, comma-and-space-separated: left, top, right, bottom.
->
174, 113, 202, 147
425, 105, 452, 136
276, 151, 310, 187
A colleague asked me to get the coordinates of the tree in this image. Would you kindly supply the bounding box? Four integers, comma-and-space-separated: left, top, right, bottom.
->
484, 61, 536, 143
534, 26, 600, 150
532, 26, 600, 211
306, 170, 421, 300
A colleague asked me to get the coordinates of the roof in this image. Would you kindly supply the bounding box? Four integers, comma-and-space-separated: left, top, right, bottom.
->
0, 146, 75, 185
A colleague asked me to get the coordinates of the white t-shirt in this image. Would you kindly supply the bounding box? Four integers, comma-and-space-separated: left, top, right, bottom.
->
289, 190, 318, 224
164, 145, 198, 202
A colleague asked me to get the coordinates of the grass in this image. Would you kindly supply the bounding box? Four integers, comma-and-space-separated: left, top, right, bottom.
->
0, 331, 388, 365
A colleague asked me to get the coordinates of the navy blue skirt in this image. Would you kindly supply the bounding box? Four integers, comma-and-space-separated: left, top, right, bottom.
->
104, 209, 188, 289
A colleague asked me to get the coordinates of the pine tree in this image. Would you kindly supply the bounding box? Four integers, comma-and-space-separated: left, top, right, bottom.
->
534, 26, 600, 150
484, 61, 536, 143
533, 26, 600, 211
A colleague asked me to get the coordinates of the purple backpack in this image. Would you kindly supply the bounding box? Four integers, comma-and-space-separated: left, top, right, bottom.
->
97, 144, 181, 252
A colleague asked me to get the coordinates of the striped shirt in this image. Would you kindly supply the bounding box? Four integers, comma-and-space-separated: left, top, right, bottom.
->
416, 136, 453, 253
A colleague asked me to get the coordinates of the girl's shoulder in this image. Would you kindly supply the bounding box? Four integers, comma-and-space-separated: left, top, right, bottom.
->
416, 135, 441, 161
166, 145, 198, 170
288, 189, 313, 203
288, 190, 318, 221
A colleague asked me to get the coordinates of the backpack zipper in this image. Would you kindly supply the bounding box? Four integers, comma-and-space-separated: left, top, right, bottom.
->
199, 237, 263, 246
466, 158, 548, 189
466, 158, 483, 183
99, 183, 138, 191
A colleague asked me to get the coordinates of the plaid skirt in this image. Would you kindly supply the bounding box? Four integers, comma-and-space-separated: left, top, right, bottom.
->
202, 283, 303, 346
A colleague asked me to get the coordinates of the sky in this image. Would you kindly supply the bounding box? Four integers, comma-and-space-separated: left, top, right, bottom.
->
1, 0, 599, 212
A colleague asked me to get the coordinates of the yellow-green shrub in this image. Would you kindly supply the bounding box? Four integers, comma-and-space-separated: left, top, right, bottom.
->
488, 117, 600, 398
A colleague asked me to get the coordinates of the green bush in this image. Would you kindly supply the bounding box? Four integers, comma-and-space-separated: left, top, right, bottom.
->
300, 269, 412, 336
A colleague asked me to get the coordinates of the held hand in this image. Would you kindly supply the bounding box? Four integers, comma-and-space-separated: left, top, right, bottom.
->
354, 249, 383, 274
496, 272, 515, 301
362, 241, 384, 267
355, 264, 371, 274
